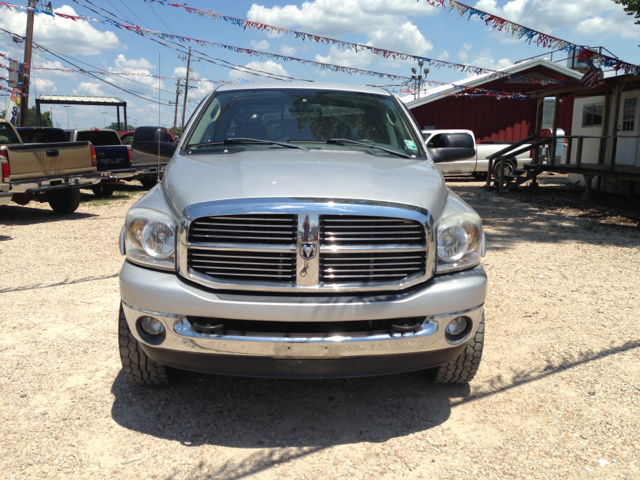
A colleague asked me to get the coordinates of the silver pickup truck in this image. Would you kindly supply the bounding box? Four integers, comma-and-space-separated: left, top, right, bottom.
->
118, 83, 487, 385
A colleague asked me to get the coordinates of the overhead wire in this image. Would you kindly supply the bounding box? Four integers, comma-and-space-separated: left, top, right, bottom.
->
0, 28, 174, 106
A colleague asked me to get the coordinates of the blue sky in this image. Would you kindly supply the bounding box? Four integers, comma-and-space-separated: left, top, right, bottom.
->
1, 0, 638, 129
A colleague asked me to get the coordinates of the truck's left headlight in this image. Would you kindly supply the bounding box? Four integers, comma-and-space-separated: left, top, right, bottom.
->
125, 207, 176, 271
436, 212, 483, 273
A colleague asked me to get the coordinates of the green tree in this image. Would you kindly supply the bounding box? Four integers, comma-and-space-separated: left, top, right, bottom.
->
106, 121, 135, 131
26, 106, 53, 127
612, 0, 640, 23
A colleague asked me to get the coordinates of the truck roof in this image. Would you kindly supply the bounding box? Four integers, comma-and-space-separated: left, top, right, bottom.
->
215, 82, 392, 96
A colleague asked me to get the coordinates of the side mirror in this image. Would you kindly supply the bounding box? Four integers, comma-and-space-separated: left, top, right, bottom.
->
427, 133, 476, 163
131, 126, 178, 160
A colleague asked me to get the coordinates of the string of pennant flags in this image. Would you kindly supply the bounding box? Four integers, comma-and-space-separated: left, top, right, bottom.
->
0, 52, 28, 68
30, 65, 531, 100
446, 1, 639, 77
93, 0, 571, 86
63, 0, 566, 86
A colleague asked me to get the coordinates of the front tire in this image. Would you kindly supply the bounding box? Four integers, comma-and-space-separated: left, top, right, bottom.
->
433, 312, 484, 384
48, 188, 81, 214
118, 304, 176, 386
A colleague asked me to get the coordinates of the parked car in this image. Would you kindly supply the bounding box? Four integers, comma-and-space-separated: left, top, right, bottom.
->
423, 129, 532, 178
65, 128, 132, 198
0, 120, 99, 213
120, 127, 176, 189
118, 82, 487, 386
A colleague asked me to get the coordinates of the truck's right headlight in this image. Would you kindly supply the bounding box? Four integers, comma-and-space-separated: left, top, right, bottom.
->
436, 212, 483, 273
125, 207, 176, 271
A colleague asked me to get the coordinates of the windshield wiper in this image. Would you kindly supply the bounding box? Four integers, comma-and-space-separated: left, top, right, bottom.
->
325, 138, 411, 159
188, 138, 307, 151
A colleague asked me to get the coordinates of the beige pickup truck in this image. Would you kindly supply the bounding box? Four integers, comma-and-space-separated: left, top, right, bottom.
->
0, 120, 99, 213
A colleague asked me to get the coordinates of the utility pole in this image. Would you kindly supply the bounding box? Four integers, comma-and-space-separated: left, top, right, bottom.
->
173, 79, 181, 134
20, 0, 36, 127
180, 48, 192, 132
178, 48, 199, 132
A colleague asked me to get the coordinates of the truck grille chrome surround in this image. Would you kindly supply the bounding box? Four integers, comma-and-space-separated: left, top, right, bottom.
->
179, 198, 434, 292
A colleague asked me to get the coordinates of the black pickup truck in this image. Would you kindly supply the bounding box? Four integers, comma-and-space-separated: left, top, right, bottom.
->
64, 129, 133, 198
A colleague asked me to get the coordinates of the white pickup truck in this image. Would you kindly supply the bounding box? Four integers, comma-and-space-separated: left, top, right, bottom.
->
423, 129, 532, 178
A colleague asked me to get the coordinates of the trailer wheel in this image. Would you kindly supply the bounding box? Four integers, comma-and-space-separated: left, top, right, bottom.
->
92, 184, 115, 198
48, 188, 81, 214
139, 177, 157, 189
492, 158, 515, 180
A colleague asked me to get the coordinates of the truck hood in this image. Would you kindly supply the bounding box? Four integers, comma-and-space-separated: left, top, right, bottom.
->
162, 148, 448, 218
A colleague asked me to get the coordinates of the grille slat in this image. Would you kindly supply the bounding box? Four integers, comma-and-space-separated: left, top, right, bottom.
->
320, 250, 426, 284
321, 215, 426, 247
189, 214, 296, 245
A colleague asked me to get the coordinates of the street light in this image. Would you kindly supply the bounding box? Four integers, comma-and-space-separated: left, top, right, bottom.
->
411, 60, 429, 100
101, 111, 107, 128
133, 119, 138, 128
63, 106, 71, 129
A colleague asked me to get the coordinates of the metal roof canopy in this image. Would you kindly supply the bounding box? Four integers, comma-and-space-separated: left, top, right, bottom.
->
35, 95, 127, 130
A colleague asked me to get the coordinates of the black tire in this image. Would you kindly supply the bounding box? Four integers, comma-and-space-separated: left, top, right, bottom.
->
139, 177, 157, 189
48, 188, 81, 214
118, 304, 176, 386
433, 312, 484, 384
492, 159, 515, 180
92, 184, 116, 198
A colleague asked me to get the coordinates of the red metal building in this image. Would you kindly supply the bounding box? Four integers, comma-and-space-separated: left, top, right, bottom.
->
404, 59, 582, 143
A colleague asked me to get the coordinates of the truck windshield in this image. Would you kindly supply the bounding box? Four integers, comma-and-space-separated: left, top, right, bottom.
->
76, 131, 121, 146
187, 88, 421, 157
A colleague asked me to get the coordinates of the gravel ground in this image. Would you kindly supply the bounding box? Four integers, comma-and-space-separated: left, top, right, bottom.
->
1, 180, 639, 480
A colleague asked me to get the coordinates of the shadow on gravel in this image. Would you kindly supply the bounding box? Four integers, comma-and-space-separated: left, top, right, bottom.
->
448, 183, 640, 252
110, 340, 639, 479
0, 272, 119, 293
110, 370, 464, 452
0, 205, 98, 225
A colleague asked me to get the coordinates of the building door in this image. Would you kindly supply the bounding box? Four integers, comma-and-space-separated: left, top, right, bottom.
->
615, 91, 640, 166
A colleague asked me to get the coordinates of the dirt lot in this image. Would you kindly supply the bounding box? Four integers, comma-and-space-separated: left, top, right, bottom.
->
1, 180, 639, 480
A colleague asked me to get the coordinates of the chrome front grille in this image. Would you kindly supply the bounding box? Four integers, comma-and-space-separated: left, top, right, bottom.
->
188, 250, 296, 283
189, 215, 297, 245
182, 201, 432, 292
321, 252, 426, 283
322, 215, 425, 246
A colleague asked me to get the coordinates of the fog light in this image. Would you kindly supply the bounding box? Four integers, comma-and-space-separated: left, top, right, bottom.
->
140, 316, 165, 335
446, 316, 469, 336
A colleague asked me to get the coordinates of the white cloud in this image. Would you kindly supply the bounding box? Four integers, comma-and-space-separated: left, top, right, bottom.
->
172, 67, 214, 103
34, 60, 76, 78
229, 60, 290, 80
74, 82, 105, 96
113, 54, 154, 71
0, 6, 122, 56
465, 47, 512, 73
368, 22, 433, 56
107, 55, 164, 93
250, 40, 270, 50
437, 50, 450, 61
473, 0, 632, 40
247, 0, 439, 37
458, 43, 472, 62
315, 45, 375, 68
280, 45, 297, 55
576, 16, 640, 40
33, 78, 57, 93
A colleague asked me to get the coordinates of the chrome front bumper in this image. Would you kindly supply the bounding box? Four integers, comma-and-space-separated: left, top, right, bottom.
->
122, 301, 483, 359
120, 261, 487, 361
